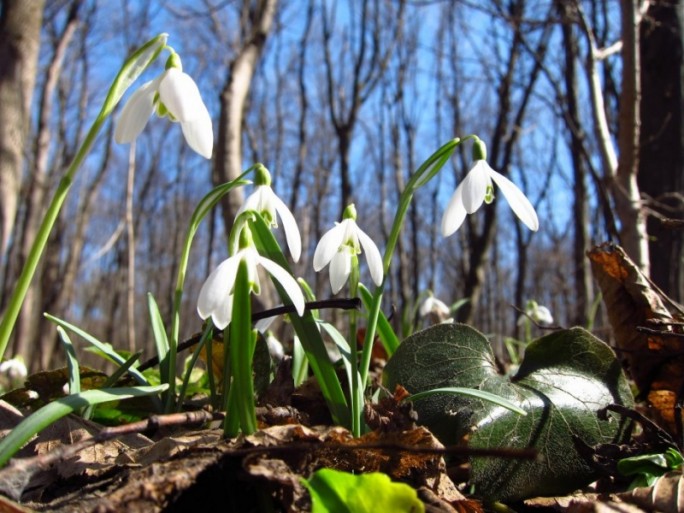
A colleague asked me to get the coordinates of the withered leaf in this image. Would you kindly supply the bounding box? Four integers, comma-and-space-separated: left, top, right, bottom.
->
619, 470, 684, 513
588, 243, 684, 432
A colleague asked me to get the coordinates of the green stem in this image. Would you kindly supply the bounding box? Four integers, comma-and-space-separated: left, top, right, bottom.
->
0, 118, 103, 359
227, 258, 257, 436
359, 137, 469, 389
168, 171, 253, 411
349, 255, 361, 437
0, 33, 168, 362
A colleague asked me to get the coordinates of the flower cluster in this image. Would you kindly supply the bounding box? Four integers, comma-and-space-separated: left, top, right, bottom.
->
194, 137, 539, 328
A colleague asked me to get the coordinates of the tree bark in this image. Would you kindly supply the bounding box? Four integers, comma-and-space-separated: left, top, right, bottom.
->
0, 0, 45, 257
14, 1, 81, 364
638, 0, 684, 301
559, 0, 594, 325
616, 0, 650, 273
214, 0, 278, 237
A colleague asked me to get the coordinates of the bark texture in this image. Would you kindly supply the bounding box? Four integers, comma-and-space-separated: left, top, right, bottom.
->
0, 0, 45, 256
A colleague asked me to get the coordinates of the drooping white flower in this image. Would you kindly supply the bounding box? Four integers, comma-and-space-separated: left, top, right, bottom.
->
115, 55, 213, 159
237, 165, 301, 262
419, 296, 450, 318
197, 245, 304, 330
313, 204, 383, 294
441, 138, 538, 236
517, 300, 554, 326
0, 357, 27, 381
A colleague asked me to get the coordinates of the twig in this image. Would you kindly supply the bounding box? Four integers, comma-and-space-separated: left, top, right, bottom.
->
138, 298, 361, 372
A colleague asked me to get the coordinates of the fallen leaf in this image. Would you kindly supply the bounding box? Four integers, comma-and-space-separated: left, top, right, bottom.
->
588, 243, 684, 433
619, 470, 684, 513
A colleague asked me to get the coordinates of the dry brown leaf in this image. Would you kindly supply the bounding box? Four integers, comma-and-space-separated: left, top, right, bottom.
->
588, 243, 684, 432
619, 471, 684, 513
0, 494, 35, 513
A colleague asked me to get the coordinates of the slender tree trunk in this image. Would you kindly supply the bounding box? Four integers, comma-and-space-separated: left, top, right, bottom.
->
559, 0, 594, 325
616, 0, 650, 273
14, 2, 81, 364
0, 0, 44, 257
638, 0, 684, 301
214, 0, 278, 236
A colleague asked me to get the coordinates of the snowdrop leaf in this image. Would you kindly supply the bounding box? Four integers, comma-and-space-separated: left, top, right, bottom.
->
101, 33, 168, 119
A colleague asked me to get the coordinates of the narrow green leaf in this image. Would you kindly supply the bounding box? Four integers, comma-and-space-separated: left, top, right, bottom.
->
226, 259, 257, 436
147, 293, 172, 410
408, 387, 527, 416
99, 33, 168, 119
56, 327, 80, 396
0, 385, 168, 467
249, 215, 349, 427
100, 352, 142, 389
45, 314, 149, 386
359, 284, 399, 356
177, 323, 214, 409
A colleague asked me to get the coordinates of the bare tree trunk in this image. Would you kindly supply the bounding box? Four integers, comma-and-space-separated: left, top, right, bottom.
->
458, 0, 549, 324
616, 0, 649, 273
576, 0, 649, 272
0, 0, 44, 257
638, 0, 684, 301
321, 0, 405, 218
289, 0, 314, 214
559, 0, 594, 325
214, 0, 278, 237
14, 1, 81, 363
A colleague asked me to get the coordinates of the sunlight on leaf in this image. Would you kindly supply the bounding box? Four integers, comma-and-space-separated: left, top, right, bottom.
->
302, 468, 424, 513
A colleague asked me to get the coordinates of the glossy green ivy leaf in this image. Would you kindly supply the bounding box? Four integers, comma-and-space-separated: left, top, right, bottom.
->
383, 324, 634, 502
302, 469, 424, 513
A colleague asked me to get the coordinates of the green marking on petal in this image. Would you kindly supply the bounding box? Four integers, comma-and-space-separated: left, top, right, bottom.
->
484, 185, 495, 204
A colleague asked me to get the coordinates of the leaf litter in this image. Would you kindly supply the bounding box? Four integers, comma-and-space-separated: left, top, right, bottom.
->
0, 243, 682, 511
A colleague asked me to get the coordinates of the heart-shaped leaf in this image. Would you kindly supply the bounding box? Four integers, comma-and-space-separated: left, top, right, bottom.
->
383, 324, 634, 502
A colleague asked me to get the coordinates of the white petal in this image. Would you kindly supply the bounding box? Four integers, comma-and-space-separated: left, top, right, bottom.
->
197, 256, 240, 327
461, 161, 489, 214
419, 297, 434, 317
255, 314, 277, 333
158, 69, 206, 122
212, 294, 233, 330
271, 192, 302, 262
534, 305, 553, 324
114, 79, 157, 144
180, 105, 213, 158
329, 250, 351, 294
258, 256, 305, 315
441, 186, 468, 236
489, 169, 539, 231
235, 186, 262, 219
313, 222, 347, 271
356, 226, 384, 286
420, 297, 449, 317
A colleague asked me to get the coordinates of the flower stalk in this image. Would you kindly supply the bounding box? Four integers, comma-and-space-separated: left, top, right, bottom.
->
0, 33, 169, 362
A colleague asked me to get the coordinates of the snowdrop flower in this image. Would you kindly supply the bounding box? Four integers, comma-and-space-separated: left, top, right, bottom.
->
517, 300, 554, 326
419, 295, 451, 319
115, 52, 213, 159
237, 165, 301, 262
0, 357, 27, 381
441, 138, 538, 236
313, 204, 383, 294
197, 228, 304, 330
